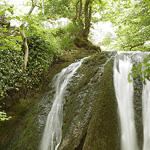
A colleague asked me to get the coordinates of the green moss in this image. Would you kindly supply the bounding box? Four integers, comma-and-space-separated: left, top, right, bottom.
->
58, 49, 96, 63
60, 52, 120, 150
82, 59, 120, 150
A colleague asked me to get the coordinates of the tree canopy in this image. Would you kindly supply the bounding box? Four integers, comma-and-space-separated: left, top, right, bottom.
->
102, 0, 150, 51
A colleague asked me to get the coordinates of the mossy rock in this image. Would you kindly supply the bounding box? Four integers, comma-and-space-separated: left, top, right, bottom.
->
60, 51, 120, 150
74, 37, 101, 51
0, 51, 120, 150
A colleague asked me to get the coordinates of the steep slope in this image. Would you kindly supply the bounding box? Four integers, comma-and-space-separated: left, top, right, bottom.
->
0, 51, 120, 150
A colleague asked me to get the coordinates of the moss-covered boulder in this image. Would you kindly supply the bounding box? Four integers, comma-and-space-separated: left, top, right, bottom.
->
0, 51, 120, 150
60, 51, 120, 150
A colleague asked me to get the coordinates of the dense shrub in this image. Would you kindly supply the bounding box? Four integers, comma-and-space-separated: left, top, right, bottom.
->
0, 47, 23, 99
54, 23, 79, 50
0, 26, 62, 100
25, 31, 61, 88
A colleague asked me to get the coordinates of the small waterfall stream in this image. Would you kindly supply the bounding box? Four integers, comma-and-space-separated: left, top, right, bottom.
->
114, 52, 139, 150
114, 51, 150, 150
40, 57, 87, 150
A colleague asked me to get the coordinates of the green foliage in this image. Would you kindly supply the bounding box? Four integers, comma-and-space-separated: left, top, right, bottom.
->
44, 0, 77, 18
60, 33, 74, 50
0, 46, 23, 99
0, 25, 23, 100
0, 26, 22, 51
129, 54, 150, 82
102, 0, 150, 51
54, 23, 78, 50
44, 0, 102, 18
25, 29, 61, 87
0, 111, 11, 121
0, 0, 78, 121
0, 23, 62, 100
0, 0, 14, 15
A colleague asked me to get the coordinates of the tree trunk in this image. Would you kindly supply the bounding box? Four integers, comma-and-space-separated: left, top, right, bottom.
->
74, 0, 101, 51
20, 0, 37, 73
20, 27, 29, 74
78, 0, 84, 29
74, 0, 79, 22
84, 0, 92, 38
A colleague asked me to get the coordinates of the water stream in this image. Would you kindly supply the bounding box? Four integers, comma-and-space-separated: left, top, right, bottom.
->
40, 57, 87, 150
114, 52, 139, 150
114, 51, 150, 150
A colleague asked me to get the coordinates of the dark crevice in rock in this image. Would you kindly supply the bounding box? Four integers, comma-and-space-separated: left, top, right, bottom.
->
133, 76, 143, 150
75, 132, 87, 150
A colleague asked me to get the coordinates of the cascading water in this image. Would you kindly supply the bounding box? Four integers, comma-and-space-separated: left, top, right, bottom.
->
40, 57, 87, 150
114, 51, 150, 150
39, 51, 150, 150
114, 52, 139, 150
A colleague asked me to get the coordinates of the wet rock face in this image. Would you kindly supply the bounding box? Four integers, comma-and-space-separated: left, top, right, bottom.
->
0, 51, 120, 150
0, 85, 56, 150
133, 76, 143, 150
60, 51, 120, 150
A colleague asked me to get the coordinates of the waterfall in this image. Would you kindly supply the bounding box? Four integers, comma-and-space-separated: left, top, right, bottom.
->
114, 52, 139, 150
40, 57, 87, 150
114, 51, 150, 150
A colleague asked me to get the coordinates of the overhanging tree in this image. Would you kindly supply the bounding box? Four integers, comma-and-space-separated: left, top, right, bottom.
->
43, 0, 101, 50
73, 0, 94, 49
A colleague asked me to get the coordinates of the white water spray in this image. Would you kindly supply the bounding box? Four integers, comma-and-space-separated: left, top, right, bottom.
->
114, 52, 139, 150
40, 57, 87, 150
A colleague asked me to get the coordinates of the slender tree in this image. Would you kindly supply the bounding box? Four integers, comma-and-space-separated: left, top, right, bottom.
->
20, 0, 37, 73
